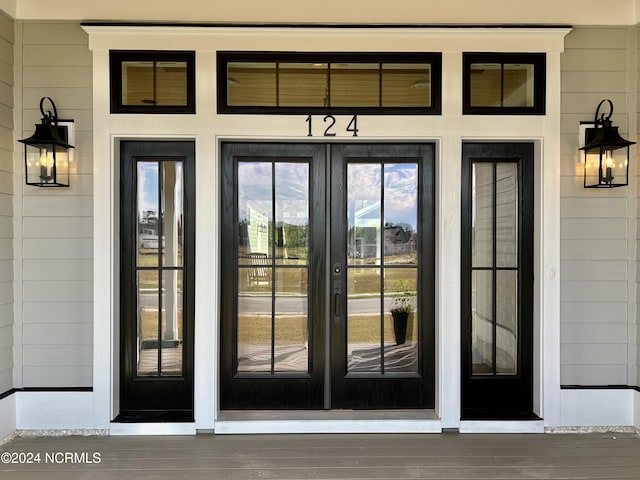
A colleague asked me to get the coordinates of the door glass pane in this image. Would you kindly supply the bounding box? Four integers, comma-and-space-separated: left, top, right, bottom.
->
496, 163, 518, 268
503, 64, 535, 107
472, 163, 494, 268
469, 63, 502, 107
274, 267, 309, 372
161, 270, 183, 376
275, 163, 309, 264
497, 270, 517, 375
160, 161, 184, 268
384, 268, 418, 373
348, 163, 381, 266
137, 162, 159, 267
237, 266, 273, 373
382, 64, 431, 107
227, 62, 277, 107
279, 63, 328, 107
384, 163, 418, 265
238, 162, 273, 258
472, 270, 493, 375
347, 267, 382, 373
137, 271, 159, 376
331, 63, 380, 107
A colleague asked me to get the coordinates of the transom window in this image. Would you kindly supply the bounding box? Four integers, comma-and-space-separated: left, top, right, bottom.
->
217, 52, 441, 114
110, 50, 196, 114
463, 53, 545, 115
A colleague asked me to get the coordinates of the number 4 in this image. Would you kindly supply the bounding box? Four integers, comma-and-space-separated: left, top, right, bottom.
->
347, 115, 358, 137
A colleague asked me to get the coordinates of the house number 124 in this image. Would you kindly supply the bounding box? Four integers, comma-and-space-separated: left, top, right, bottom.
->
305, 115, 359, 137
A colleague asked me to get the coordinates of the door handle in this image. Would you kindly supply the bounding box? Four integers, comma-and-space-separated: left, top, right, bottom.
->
333, 283, 341, 323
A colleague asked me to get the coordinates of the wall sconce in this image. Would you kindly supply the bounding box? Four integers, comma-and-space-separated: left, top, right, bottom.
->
580, 99, 635, 188
18, 97, 74, 187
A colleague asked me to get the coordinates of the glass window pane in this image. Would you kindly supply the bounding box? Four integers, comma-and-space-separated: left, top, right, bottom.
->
496, 270, 517, 375
274, 267, 309, 372
384, 163, 418, 265
469, 63, 502, 107
161, 270, 183, 376
237, 266, 273, 372
348, 163, 381, 266
122, 61, 154, 106
496, 163, 518, 268
503, 64, 535, 107
238, 162, 273, 258
160, 161, 184, 268
382, 64, 431, 107
227, 62, 277, 107
347, 267, 382, 373
137, 162, 159, 267
384, 268, 418, 373
472, 270, 493, 375
275, 163, 309, 265
279, 63, 328, 107
472, 163, 494, 268
137, 271, 159, 376
155, 61, 188, 106
331, 63, 380, 107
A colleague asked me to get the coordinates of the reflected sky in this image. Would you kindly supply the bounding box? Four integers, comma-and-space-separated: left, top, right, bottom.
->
137, 162, 184, 220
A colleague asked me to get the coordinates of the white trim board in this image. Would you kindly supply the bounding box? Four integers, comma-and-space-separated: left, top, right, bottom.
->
15, 391, 93, 430
110, 422, 196, 436
0, 393, 16, 442
460, 420, 545, 434
214, 419, 442, 435
560, 389, 634, 427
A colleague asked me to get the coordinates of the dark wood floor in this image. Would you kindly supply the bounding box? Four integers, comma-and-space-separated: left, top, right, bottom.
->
1, 432, 640, 479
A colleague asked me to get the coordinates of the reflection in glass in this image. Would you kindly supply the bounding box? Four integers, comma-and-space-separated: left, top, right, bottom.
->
122, 60, 188, 106
384, 268, 418, 373
237, 266, 273, 372
274, 267, 309, 372
382, 64, 431, 107
348, 164, 381, 265
160, 161, 184, 268
470, 63, 501, 107
384, 163, 418, 265
472, 163, 494, 268
496, 163, 518, 268
503, 64, 535, 107
472, 270, 493, 375
238, 162, 273, 258
331, 63, 380, 107
280, 63, 328, 107
497, 271, 518, 374
275, 163, 309, 264
137, 271, 159, 376
161, 270, 183, 376
137, 162, 159, 267
227, 62, 277, 107
347, 267, 382, 373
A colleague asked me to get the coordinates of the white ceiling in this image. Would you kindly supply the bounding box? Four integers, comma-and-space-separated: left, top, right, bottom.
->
2, 0, 640, 25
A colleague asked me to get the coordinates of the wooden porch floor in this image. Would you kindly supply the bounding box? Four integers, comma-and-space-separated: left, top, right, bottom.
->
2, 432, 640, 479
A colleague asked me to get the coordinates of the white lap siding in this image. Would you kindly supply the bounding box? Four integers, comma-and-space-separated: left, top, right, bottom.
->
560, 26, 635, 386
0, 11, 12, 396
19, 22, 92, 388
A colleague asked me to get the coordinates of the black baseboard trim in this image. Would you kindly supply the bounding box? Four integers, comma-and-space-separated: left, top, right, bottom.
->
0, 387, 93, 401
561, 385, 640, 392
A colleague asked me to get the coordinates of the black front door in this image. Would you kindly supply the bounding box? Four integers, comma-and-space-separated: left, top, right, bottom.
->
461, 142, 535, 420
220, 142, 435, 410
119, 141, 195, 421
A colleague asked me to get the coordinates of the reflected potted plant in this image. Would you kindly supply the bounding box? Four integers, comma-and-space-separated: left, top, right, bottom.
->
390, 280, 415, 345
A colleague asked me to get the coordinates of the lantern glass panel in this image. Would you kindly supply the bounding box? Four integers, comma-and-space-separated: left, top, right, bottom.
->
24, 143, 70, 186
583, 146, 629, 187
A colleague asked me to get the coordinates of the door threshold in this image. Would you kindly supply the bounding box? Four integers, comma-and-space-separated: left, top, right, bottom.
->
215, 410, 441, 434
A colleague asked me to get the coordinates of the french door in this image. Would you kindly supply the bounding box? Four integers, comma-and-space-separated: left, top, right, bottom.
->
220, 142, 434, 410
119, 141, 195, 421
461, 142, 535, 420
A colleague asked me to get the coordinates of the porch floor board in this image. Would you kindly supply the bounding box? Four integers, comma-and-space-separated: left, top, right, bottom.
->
2, 432, 640, 479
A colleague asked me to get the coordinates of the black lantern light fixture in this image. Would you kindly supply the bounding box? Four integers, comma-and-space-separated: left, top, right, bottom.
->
18, 97, 74, 187
580, 99, 635, 188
